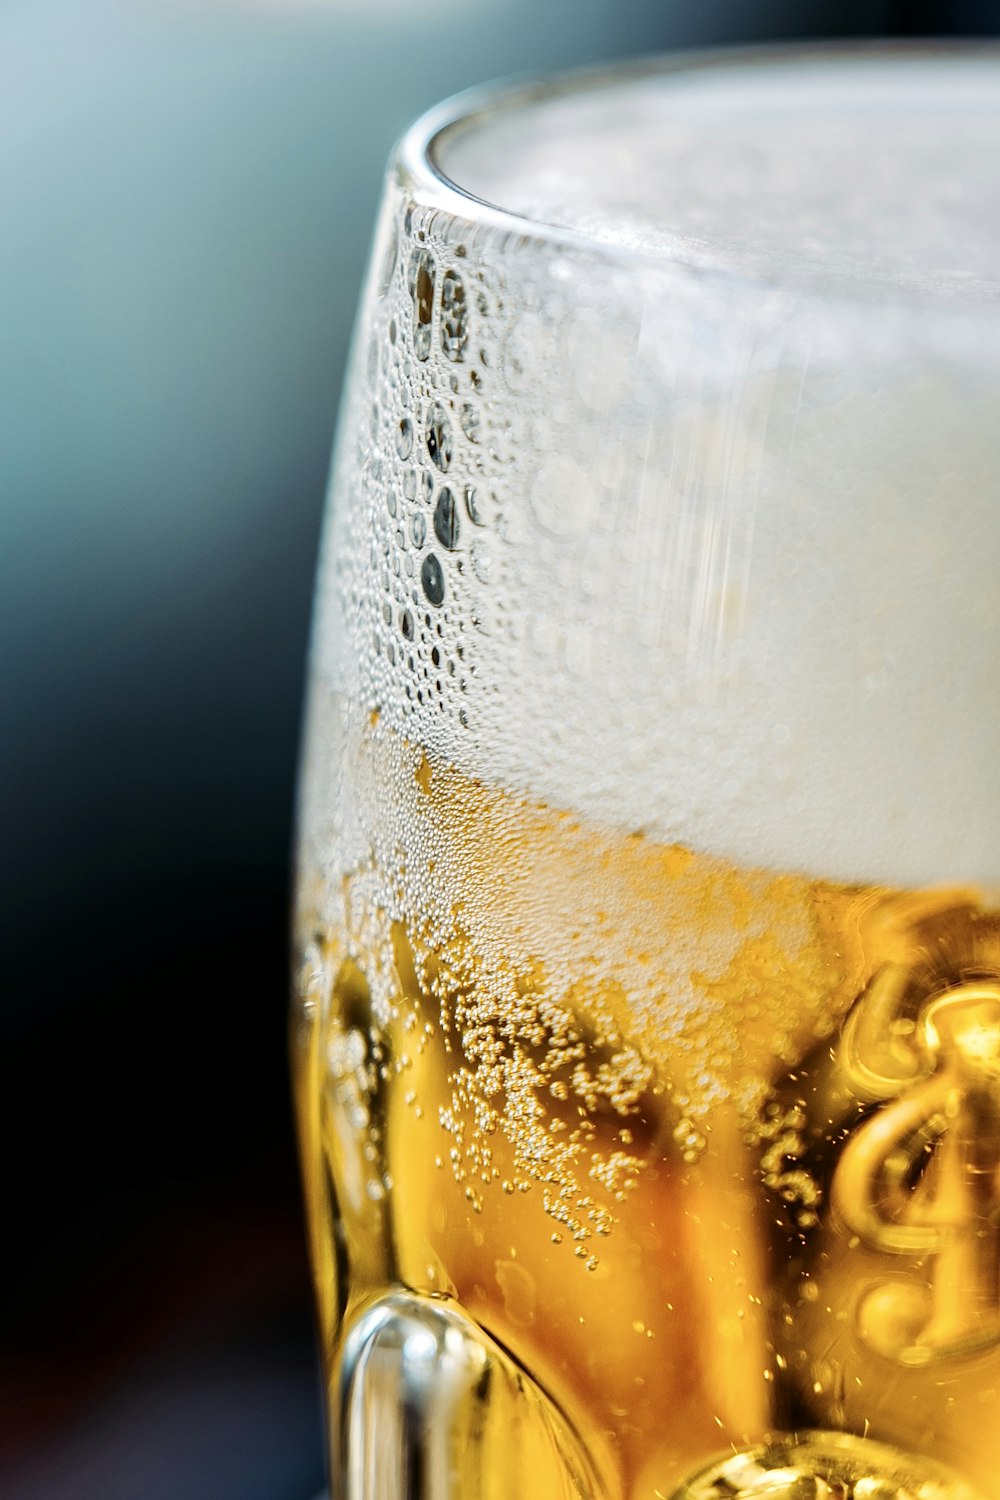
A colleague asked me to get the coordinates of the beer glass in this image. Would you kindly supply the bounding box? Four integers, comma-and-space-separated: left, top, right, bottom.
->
294, 48, 1000, 1500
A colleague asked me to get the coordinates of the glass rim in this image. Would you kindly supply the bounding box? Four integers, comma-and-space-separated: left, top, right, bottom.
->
395, 39, 1000, 314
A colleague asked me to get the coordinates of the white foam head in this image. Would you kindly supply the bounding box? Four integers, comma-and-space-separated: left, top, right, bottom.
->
438, 51, 1000, 303
313, 50, 1000, 888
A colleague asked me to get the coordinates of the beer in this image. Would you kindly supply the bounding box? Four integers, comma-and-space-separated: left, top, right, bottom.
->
295, 50, 1000, 1500
295, 706, 1000, 1500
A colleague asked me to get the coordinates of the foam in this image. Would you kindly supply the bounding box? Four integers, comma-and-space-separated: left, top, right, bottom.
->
438, 53, 1000, 303
311, 52, 1000, 889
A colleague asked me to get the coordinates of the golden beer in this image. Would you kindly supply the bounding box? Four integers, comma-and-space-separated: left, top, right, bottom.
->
295, 709, 1000, 1500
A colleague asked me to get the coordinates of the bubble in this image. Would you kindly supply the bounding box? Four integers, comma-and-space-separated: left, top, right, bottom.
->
421, 553, 445, 607
471, 538, 493, 583
426, 403, 453, 471
503, 314, 544, 392
396, 418, 413, 459
530, 452, 595, 539
363, 452, 381, 486
464, 484, 485, 525
460, 401, 481, 443
567, 308, 633, 410
433, 488, 460, 550
440, 269, 469, 361
409, 512, 427, 548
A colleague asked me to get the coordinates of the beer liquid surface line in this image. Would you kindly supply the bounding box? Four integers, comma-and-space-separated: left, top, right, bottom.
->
295, 52, 1000, 1500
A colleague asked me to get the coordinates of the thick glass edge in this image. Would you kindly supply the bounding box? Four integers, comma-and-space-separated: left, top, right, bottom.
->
393, 39, 1000, 316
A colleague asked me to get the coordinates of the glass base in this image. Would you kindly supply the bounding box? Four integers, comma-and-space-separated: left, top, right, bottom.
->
674, 1432, 983, 1500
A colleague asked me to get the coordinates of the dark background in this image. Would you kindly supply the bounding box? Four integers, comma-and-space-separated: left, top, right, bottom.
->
3, 3, 998, 1496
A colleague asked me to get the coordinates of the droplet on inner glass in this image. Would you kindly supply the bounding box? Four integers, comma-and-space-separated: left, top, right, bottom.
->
426, 403, 453, 472
464, 485, 485, 525
408, 247, 435, 362
433, 488, 460, 550
421, 553, 445, 607
440, 270, 469, 362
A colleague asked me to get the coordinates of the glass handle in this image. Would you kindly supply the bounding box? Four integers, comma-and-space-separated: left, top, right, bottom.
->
332, 1291, 603, 1500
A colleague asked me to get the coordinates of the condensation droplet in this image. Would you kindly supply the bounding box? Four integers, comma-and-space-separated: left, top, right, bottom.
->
460, 401, 481, 443
503, 314, 544, 392
440, 269, 468, 361
471, 539, 493, 583
433, 488, 460, 550
409, 512, 427, 548
396, 417, 413, 459
408, 247, 435, 361
426, 402, 453, 472
464, 484, 484, 525
408, 246, 434, 319
530, 452, 595, 539
421, 553, 445, 607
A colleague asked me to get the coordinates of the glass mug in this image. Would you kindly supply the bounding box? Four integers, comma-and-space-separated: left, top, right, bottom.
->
293, 48, 1000, 1500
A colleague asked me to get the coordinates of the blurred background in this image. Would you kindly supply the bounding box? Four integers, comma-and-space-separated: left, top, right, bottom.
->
3, 1, 998, 1496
